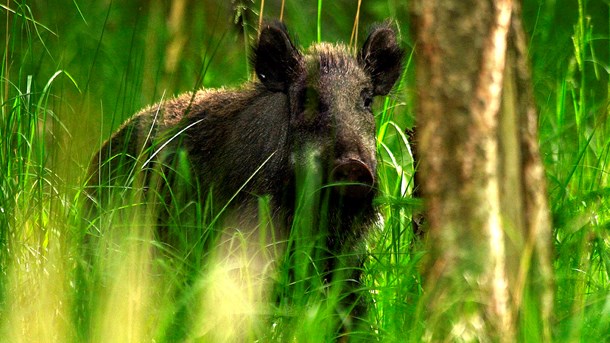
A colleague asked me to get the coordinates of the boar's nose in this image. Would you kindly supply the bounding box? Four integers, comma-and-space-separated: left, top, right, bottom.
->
330, 159, 375, 199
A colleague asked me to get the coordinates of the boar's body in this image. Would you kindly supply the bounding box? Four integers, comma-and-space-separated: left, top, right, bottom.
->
145, 86, 291, 204
87, 21, 403, 338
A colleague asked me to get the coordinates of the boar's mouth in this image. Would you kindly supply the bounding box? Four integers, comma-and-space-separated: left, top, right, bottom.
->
329, 158, 375, 200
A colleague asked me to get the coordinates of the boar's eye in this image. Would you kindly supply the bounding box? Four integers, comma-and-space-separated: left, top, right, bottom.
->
361, 89, 373, 110
302, 86, 329, 114
302, 86, 320, 112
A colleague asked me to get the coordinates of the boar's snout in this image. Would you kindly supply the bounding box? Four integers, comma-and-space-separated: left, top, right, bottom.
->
330, 158, 375, 199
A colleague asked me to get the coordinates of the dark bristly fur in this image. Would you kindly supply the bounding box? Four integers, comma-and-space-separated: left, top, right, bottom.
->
87, 20, 404, 339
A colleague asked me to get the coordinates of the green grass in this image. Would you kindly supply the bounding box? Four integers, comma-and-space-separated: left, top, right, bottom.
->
1, 0, 609, 342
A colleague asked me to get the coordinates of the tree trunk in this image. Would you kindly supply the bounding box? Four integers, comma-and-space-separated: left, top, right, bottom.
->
411, 0, 553, 341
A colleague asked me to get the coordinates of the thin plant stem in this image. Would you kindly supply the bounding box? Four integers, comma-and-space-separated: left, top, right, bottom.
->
4, 0, 9, 101
258, 0, 265, 36
317, 0, 322, 42
350, 0, 362, 51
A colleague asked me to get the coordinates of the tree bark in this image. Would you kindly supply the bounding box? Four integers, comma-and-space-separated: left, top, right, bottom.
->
411, 0, 553, 341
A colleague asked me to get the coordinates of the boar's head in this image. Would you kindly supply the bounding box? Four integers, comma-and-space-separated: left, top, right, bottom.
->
253, 21, 404, 212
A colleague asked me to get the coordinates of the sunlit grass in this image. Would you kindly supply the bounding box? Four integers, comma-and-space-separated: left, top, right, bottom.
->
534, 0, 610, 340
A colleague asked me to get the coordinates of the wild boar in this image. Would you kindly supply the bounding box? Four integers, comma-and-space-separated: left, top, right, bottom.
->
87, 20, 404, 339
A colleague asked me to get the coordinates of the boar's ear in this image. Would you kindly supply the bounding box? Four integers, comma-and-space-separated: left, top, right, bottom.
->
253, 21, 301, 92
359, 23, 404, 96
